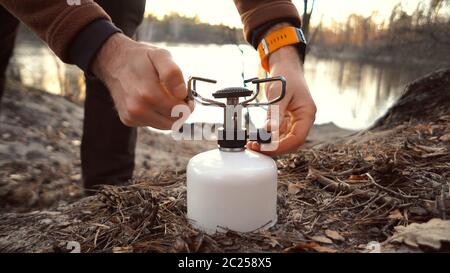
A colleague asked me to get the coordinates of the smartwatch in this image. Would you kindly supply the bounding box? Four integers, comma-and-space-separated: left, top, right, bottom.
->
257, 26, 307, 72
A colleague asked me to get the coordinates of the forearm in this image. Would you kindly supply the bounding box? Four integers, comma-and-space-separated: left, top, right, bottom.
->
233, 0, 301, 48
0, 0, 118, 69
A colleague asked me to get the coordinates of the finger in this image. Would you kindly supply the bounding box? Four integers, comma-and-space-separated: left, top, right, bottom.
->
187, 99, 195, 112
246, 141, 260, 152
247, 128, 281, 153
248, 115, 288, 153
259, 110, 314, 156
138, 109, 179, 130
148, 49, 187, 100
124, 99, 179, 130
136, 79, 190, 117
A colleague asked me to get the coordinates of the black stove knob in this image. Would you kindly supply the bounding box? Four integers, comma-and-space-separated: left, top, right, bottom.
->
212, 87, 253, 99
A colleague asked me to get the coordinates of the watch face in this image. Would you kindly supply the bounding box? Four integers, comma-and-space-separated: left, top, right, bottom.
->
261, 39, 270, 54
296, 28, 307, 44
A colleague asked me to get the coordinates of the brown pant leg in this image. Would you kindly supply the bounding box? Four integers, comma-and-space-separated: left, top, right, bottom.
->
0, 6, 20, 104
81, 0, 146, 189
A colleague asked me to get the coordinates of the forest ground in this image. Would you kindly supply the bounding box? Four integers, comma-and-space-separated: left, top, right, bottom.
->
0, 69, 449, 253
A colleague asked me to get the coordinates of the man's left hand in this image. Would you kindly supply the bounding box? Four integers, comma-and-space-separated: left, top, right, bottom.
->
247, 45, 316, 156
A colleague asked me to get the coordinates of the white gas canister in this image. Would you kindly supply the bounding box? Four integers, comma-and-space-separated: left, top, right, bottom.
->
185, 76, 286, 234
187, 149, 277, 234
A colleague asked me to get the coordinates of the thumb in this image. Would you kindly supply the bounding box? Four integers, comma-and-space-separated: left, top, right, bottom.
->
148, 48, 187, 100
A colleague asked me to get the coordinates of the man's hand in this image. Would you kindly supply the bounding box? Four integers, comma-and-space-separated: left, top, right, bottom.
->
92, 33, 193, 129
247, 44, 316, 156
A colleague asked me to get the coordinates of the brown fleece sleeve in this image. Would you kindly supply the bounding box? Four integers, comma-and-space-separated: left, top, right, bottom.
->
0, 0, 111, 63
233, 0, 302, 45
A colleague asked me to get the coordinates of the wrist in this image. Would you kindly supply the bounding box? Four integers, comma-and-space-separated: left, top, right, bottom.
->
68, 19, 122, 74
258, 23, 305, 72
265, 23, 301, 66
91, 33, 129, 81
263, 22, 293, 37
268, 45, 302, 70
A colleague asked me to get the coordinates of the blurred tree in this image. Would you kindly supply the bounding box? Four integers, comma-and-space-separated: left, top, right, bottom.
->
306, 0, 449, 66
427, 0, 447, 22
138, 13, 245, 44
302, 0, 315, 38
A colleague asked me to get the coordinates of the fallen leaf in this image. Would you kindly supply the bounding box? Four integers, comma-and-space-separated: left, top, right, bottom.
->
325, 229, 345, 242
349, 174, 367, 180
10, 174, 25, 181
414, 124, 433, 135
70, 174, 81, 181
311, 235, 333, 244
269, 238, 281, 248
356, 244, 368, 249
388, 209, 403, 220
386, 219, 450, 250
71, 139, 81, 146
312, 245, 338, 253
288, 183, 303, 195
364, 155, 376, 161
219, 239, 234, 247
348, 174, 368, 183
284, 241, 318, 252
286, 241, 337, 253
112, 246, 133, 253
439, 132, 450, 141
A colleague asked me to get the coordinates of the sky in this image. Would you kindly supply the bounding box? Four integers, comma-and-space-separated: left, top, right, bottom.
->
145, 0, 422, 28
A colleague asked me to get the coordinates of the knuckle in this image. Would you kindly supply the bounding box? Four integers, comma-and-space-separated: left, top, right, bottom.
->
155, 47, 172, 58
139, 91, 156, 104
119, 114, 134, 127
125, 100, 144, 120
306, 103, 317, 120
163, 65, 181, 80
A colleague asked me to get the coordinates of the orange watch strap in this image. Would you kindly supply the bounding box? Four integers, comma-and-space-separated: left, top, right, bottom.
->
257, 26, 306, 72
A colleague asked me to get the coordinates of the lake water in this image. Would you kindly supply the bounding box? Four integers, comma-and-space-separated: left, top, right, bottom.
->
10, 42, 429, 130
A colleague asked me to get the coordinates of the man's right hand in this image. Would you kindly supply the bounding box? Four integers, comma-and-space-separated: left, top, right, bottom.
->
92, 33, 193, 129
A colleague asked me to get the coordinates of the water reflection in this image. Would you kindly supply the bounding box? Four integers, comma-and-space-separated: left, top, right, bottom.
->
11, 44, 86, 100
10, 42, 429, 130
304, 57, 427, 129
